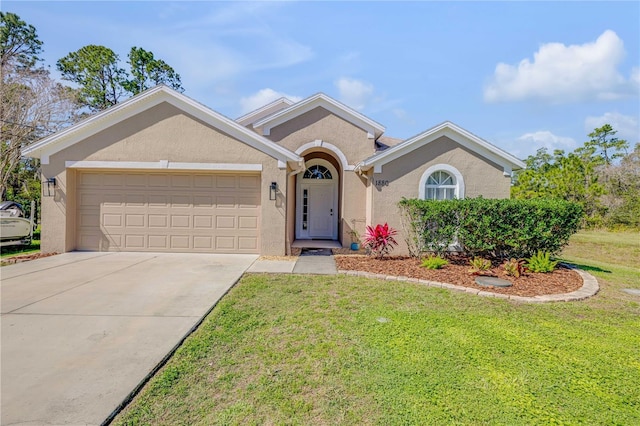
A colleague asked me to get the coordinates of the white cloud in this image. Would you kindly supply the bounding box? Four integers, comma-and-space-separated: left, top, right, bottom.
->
485, 30, 637, 103
515, 131, 578, 158
239, 88, 302, 114
335, 77, 374, 110
110, 2, 314, 92
585, 112, 640, 142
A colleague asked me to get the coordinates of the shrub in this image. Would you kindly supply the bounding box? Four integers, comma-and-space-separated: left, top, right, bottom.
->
468, 257, 492, 275
399, 199, 459, 257
421, 254, 449, 269
526, 251, 558, 273
363, 223, 398, 259
502, 258, 526, 278
398, 198, 583, 258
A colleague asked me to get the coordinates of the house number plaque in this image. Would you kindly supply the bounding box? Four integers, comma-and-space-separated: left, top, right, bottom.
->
374, 180, 389, 188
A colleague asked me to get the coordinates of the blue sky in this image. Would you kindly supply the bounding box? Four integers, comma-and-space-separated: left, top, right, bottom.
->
7, 1, 640, 159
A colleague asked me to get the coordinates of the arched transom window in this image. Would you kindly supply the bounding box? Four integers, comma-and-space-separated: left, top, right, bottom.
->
425, 170, 456, 200
303, 164, 333, 179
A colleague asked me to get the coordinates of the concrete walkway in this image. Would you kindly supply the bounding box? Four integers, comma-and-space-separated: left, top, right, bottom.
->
1, 252, 257, 426
292, 248, 337, 274
247, 248, 338, 275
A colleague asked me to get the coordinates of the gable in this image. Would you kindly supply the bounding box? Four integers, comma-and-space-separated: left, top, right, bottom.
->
379, 135, 503, 180
253, 93, 385, 140
23, 86, 302, 167
50, 102, 281, 167
265, 106, 376, 165
358, 121, 526, 176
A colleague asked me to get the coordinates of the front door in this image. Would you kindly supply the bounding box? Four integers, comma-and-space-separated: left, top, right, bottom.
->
308, 184, 334, 238
296, 159, 339, 240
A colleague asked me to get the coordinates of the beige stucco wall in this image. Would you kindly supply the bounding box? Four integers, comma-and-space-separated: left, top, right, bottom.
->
41, 101, 288, 255
371, 136, 511, 255
267, 107, 376, 164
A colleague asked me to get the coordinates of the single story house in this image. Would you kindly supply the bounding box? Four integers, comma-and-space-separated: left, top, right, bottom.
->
23, 85, 525, 256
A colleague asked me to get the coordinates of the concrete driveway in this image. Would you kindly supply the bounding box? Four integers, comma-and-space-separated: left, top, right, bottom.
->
1, 251, 257, 426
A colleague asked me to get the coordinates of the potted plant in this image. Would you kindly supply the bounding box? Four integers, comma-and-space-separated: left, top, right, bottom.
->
349, 229, 361, 251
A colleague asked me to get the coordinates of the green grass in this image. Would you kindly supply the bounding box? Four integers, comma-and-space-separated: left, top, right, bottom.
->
560, 230, 640, 308
115, 230, 640, 426
0, 228, 40, 260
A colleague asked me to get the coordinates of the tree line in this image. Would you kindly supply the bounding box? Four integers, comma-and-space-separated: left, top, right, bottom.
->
1, 11, 183, 209
511, 125, 639, 229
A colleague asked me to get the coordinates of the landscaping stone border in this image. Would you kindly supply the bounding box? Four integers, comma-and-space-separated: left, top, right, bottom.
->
337, 263, 599, 303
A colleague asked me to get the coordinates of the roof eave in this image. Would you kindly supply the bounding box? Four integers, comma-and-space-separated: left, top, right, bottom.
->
361, 121, 526, 175
22, 86, 301, 165
253, 93, 386, 139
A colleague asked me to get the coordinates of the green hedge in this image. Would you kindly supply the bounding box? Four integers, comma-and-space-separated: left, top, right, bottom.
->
398, 198, 583, 258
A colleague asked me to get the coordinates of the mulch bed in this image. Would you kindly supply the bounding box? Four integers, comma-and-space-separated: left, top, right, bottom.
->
333, 253, 583, 297
1, 252, 58, 265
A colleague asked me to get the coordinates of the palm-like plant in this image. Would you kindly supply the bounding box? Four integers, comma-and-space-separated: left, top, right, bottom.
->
363, 223, 398, 259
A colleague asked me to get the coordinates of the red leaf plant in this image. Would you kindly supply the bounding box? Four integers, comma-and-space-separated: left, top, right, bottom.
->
363, 223, 399, 259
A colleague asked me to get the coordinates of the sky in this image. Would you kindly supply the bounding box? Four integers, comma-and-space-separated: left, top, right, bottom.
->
6, 1, 640, 159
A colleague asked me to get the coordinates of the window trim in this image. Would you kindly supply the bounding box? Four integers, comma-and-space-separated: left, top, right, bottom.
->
419, 164, 465, 200
303, 164, 333, 180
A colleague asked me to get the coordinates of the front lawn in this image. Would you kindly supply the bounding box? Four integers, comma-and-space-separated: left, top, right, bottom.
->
115, 237, 640, 425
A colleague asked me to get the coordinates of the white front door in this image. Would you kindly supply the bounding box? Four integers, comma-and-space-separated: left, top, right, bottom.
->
308, 184, 334, 238
296, 159, 339, 240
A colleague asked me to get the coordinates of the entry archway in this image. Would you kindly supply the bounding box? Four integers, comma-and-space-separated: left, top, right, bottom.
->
296, 158, 339, 240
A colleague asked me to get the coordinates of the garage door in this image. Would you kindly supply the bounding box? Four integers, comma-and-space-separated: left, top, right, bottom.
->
76, 171, 261, 253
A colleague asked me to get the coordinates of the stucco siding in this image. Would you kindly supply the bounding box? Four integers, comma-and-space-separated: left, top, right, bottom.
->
42, 102, 287, 255
371, 136, 511, 254
267, 107, 375, 164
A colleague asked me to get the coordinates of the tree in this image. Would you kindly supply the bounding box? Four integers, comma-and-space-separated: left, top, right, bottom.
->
57, 45, 126, 111
584, 124, 629, 166
1, 12, 78, 201
0, 11, 42, 70
1, 66, 78, 200
123, 46, 183, 95
600, 144, 640, 228
511, 128, 614, 226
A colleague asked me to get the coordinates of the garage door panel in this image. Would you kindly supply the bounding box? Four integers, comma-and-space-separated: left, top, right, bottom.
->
102, 174, 125, 187
76, 171, 260, 253
125, 174, 147, 187
216, 216, 236, 229
238, 216, 258, 229
170, 235, 190, 249
193, 195, 214, 207
238, 175, 260, 188
238, 236, 258, 250
148, 215, 168, 228
171, 175, 191, 187
216, 175, 237, 188
193, 215, 213, 228
125, 235, 145, 249
148, 174, 169, 187
194, 175, 214, 188
215, 196, 235, 208
102, 214, 122, 227
125, 214, 145, 227
193, 236, 213, 249
148, 235, 168, 249
170, 215, 190, 228
125, 194, 146, 206
148, 195, 168, 207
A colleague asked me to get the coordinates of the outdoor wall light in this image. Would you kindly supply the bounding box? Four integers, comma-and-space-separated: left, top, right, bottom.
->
44, 177, 57, 197
269, 182, 278, 200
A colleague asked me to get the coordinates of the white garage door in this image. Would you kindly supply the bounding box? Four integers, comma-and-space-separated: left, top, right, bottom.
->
76, 171, 261, 253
